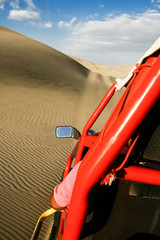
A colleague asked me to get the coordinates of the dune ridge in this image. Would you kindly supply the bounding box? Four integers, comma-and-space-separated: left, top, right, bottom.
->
68, 54, 133, 78
0, 26, 131, 239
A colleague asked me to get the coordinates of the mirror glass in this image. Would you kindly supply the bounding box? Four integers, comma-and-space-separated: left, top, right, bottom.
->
56, 126, 72, 138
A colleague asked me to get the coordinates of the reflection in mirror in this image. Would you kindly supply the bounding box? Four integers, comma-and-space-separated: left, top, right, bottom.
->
56, 126, 72, 138
55, 126, 81, 140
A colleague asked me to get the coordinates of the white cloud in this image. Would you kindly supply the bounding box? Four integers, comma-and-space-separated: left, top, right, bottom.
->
58, 17, 77, 28
30, 21, 53, 28
0, 0, 6, 10
8, 0, 40, 21
10, 0, 19, 9
154, 3, 160, 8
8, 0, 53, 29
24, 0, 36, 10
89, 13, 99, 19
60, 10, 160, 64
41, 22, 53, 28
99, 4, 104, 8
8, 9, 40, 21
9, 0, 35, 10
152, 0, 160, 8
0, 4, 4, 9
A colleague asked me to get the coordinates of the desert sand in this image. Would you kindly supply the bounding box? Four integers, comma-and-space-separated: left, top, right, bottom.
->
0, 26, 133, 240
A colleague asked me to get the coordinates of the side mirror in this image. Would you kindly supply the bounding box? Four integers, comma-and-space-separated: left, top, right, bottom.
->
55, 126, 81, 140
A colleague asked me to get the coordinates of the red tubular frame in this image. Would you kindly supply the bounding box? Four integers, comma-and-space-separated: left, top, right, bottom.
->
116, 166, 160, 185
57, 83, 117, 237
75, 82, 117, 165
60, 55, 160, 240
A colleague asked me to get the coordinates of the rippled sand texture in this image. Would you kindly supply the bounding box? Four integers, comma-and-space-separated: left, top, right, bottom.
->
0, 26, 132, 240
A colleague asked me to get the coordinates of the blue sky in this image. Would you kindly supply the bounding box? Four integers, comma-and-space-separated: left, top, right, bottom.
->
0, 0, 160, 65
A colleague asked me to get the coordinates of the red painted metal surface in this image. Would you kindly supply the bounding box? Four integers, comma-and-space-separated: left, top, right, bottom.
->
100, 57, 157, 138
58, 82, 117, 237
116, 166, 160, 185
60, 55, 160, 239
75, 82, 117, 165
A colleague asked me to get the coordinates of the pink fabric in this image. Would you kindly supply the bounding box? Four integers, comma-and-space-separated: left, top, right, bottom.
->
54, 145, 135, 207
54, 161, 81, 207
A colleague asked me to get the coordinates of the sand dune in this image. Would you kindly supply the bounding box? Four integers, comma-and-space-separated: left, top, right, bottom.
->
68, 55, 133, 78
0, 26, 132, 239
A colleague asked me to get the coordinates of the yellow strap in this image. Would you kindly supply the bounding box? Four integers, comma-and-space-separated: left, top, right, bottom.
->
31, 208, 57, 240
38, 208, 57, 221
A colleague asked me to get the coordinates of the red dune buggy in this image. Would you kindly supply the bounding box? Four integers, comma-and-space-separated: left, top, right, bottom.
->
32, 38, 160, 240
